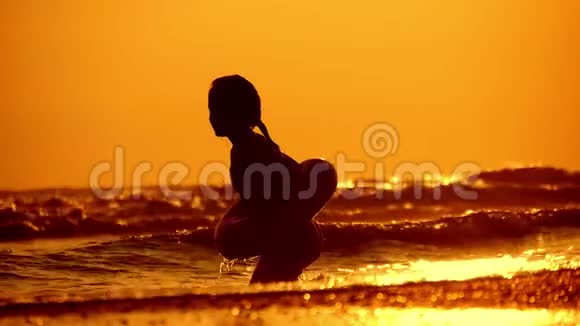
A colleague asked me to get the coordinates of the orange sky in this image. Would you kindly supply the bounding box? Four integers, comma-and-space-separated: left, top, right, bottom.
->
1, 0, 579, 190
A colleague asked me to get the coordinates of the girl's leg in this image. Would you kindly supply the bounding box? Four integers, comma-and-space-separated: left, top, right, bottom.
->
250, 256, 303, 283
214, 201, 262, 260
294, 159, 338, 222
249, 160, 336, 283
250, 221, 321, 284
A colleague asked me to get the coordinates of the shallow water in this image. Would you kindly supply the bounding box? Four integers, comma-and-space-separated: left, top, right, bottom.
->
1, 228, 578, 303
0, 167, 579, 324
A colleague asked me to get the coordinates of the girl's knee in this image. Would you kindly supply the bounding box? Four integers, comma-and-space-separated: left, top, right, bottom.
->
214, 220, 261, 260
299, 159, 337, 201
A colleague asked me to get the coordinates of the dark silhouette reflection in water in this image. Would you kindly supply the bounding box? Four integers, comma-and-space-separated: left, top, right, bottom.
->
208, 75, 337, 283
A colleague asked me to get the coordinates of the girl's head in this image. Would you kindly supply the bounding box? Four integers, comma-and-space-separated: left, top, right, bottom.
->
208, 75, 279, 148
208, 75, 261, 137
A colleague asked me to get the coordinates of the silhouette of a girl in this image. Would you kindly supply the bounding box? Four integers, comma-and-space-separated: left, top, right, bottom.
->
209, 75, 337, 283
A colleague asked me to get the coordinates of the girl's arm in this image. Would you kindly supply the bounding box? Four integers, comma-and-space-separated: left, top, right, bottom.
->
232, 148, 300, 222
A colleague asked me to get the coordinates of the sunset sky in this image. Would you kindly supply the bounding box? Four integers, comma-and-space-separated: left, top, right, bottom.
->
1, 0, 579, 190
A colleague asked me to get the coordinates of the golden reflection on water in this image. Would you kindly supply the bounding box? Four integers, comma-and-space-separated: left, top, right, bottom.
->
319, 253, 579, 289
335, 173, 480, 190
346, 307, 578, 326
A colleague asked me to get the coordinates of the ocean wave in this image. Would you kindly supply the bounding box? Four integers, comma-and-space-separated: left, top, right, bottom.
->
96, 208, 580, 249
1, 166, 580, 243
475, 166, 580, 186
0, 212, 213, 242
0, 205, 579, 244
0, 268, 577, 312
0, 272, 44, 281
318, 208, 580, 247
